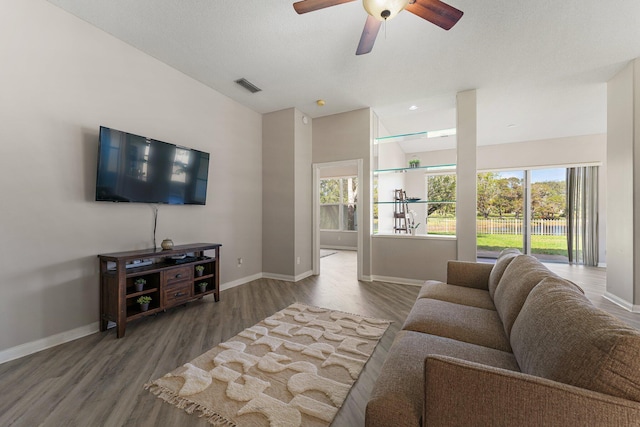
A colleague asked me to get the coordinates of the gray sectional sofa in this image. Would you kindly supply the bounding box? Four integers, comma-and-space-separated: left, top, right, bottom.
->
366, 249, 640, 426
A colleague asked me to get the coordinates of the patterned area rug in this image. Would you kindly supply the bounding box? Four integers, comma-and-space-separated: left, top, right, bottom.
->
145, 303, 390, 426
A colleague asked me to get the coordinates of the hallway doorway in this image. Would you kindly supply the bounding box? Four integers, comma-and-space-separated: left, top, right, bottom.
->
313, 160, 363, 280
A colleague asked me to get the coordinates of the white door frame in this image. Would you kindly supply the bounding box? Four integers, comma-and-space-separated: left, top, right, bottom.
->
312, 159, 364, 280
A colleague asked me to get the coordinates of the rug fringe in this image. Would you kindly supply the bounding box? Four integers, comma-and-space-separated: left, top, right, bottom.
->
145, 383, 236, 426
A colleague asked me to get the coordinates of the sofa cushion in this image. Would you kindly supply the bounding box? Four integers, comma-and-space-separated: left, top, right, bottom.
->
417, 281, 496, 310
488, 248, 521, 298
493, 255, 558, 337
446, 260, 493, 290
402, 298, 511, 352
510, 277, 640, 403
366, 330, 519, 427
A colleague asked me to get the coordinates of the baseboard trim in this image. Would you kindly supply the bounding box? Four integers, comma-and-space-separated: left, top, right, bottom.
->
603, 292, 640, 312
0, 322, 99, 365
597, 262, 607, 268
262, 272, 296, 282
262, 270, 313, 282
370, 275, 424, 287
320, 245, 357, 251
295, 270, 313, 281
220, 273, 263, 291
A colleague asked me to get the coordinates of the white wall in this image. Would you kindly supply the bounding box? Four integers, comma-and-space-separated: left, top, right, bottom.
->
320, 231, 357, 249
376, 140, 406, 233
0, 0, 263, 354
606, 60, 637, 308
262, 108, 313, 280
262, 109, 296, 277
294, 109, 313, 277
313, 108, 372, 277
371, 235, 457, 283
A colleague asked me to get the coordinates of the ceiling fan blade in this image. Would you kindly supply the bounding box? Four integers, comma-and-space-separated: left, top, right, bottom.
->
356, 15, 382, 55
405, 0, 463, 30
293, 0, 357, 14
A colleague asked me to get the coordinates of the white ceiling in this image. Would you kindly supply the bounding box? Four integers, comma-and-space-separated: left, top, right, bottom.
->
47, 0, 640, 145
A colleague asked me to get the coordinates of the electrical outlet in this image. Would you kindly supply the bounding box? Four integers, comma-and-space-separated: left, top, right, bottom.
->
296, 257, 301, 265
237, 257, 243, 267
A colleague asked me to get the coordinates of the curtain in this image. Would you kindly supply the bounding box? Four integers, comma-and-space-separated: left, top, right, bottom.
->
566, 167, 599, 266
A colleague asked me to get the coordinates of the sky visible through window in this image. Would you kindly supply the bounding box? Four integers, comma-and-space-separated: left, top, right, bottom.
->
497, 168, 565, 183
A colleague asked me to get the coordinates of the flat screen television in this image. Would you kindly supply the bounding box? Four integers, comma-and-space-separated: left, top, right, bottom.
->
96, 126, 209, 205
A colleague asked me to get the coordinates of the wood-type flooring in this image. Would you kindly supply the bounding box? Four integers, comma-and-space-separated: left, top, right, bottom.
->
0, 251, 637, 426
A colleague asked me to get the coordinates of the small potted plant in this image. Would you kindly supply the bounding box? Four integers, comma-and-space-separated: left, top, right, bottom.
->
137, 295, 152, 312
408, 159, 420, 168
198, 282, 208, 293
195, 265, 205, 277
134, 278, 146, 292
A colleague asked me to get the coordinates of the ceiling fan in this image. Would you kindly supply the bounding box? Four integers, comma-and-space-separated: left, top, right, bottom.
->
293, 0, 463, 55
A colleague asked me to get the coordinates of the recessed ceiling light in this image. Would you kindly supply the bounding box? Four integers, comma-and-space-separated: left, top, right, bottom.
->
409, 105, 418, 111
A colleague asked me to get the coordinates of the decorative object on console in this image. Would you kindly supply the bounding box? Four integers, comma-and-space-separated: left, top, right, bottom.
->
161, 239, 174, 250
137, 296, 151, 312
408, 158, 420, 168
407, 210, 419, 235
195, 265, 205, 277
198, 282, 208, 293
146, 302, 391, 426
134, 278, 146, 292
393, 189, 409, 233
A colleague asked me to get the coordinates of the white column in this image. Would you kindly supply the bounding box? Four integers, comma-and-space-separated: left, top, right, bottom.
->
606, 58, 640, 311
456, 90, 478, 261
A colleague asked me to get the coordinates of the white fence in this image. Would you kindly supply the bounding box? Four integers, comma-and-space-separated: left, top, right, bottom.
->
427, 218, 567, 236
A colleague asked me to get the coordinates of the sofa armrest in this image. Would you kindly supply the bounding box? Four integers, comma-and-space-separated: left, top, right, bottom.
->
446, 261, 493, 290
424, 355, 640, 426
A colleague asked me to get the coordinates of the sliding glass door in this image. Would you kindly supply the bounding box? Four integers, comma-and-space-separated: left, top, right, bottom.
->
476, 171, 525, 259
478, 168, 570, 263
530, 168, 568, 262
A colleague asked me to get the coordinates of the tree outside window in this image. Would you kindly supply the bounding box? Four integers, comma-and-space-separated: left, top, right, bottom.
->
320, 177, 358, 231
425, 174, 456, 235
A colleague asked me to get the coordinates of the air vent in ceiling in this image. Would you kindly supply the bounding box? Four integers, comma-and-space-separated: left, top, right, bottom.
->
235, 78, 262, 94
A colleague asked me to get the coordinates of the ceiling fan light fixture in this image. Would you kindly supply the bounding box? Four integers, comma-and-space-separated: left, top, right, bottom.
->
363, 0, 410, 21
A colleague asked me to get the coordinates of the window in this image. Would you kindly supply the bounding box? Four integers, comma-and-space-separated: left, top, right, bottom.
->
320, 177, 358, 231
476, 168, 576, 263
425, 173, 456, 235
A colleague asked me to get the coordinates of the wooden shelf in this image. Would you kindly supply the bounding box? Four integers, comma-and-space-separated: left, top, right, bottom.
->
125, 288, 159, 299
127, 306, 163, 321
98, 243, 221, 338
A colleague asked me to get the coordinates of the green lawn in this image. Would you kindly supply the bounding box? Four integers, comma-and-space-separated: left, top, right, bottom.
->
477, 234, 567, 256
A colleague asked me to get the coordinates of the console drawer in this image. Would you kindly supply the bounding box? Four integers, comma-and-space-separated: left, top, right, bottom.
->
163, 266, 193, 286
164, 281, 192, 307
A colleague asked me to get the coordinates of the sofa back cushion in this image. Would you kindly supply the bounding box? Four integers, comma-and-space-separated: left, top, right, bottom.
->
492, 255, 555, 337
510, 277, 640, 402
488, 248, 521, 298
